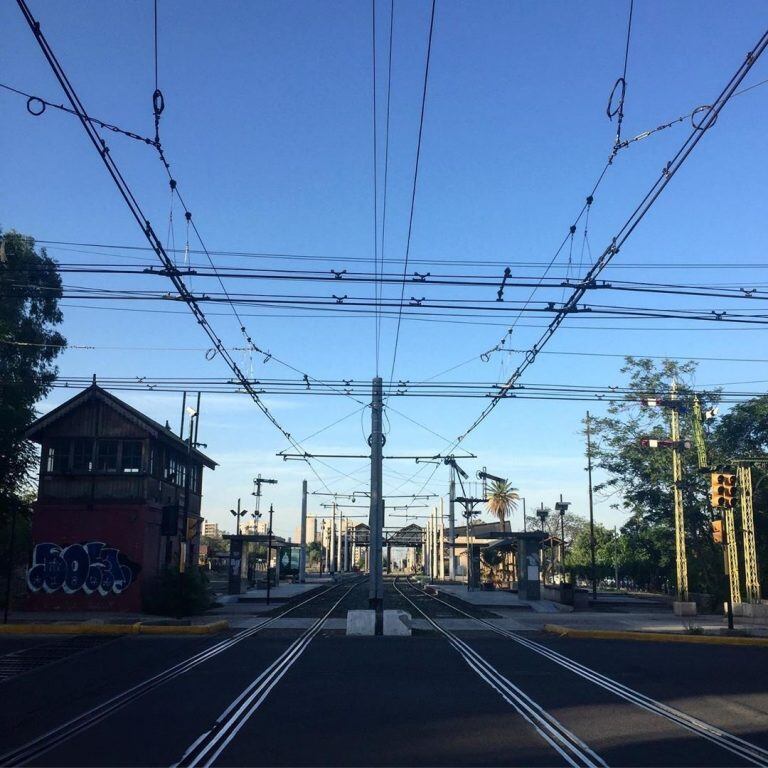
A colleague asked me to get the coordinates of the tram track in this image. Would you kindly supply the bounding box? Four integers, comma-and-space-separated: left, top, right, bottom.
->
174, 578, 367, 767
0, 577, 363, 768
402, 577, 768, 767
393, 578, 607, 768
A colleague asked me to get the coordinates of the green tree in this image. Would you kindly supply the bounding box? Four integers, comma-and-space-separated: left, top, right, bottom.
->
566, 522, 617, 581
0, 232, 65, 507
0, 232, 65, 608
588, 357, 721, 595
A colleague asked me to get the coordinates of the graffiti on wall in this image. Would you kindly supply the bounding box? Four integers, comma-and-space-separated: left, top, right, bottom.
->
27, 542, 140, 596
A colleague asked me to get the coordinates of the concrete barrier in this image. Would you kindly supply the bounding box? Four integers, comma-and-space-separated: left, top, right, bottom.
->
544, 623, 768, 646
346, 610, 375, 636
383, 610, 412, 636
0, 620, 229, 636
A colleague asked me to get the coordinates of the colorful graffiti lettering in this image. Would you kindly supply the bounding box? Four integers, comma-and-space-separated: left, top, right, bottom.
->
27, 542, 138, 596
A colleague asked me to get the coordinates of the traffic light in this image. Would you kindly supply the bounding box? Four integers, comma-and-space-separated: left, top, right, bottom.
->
710, 472, 736, 508
711, 518, 724, 545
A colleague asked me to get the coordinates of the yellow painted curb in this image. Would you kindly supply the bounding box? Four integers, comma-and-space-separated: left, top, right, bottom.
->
543, 623, 768, 647
0, 620, 229, 636
0, 622, 141, 635
138, 620, 229, 635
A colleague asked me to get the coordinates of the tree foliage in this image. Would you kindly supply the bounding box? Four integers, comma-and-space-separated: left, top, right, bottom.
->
589, 358, 724, 595
0, 231, 65, 517
485, 480, 519, 528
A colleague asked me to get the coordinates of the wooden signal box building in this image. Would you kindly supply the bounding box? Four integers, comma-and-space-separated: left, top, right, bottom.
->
24, 384, 217, 611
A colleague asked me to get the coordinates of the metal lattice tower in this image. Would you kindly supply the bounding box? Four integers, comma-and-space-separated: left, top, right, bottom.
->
738, 466, 761, 603
669, 383, 689, 601
723, 506, 742, 605
691, 396, 708, 469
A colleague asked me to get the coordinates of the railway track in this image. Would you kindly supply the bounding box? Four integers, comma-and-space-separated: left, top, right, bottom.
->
0, 576, 366, 767
397, 577, 768, 767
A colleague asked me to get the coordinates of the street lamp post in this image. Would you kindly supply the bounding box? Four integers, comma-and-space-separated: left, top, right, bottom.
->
536, 503, 550, 583
230, 498, 248, 536
266, 504, 276, 605
554, 495, 571, 582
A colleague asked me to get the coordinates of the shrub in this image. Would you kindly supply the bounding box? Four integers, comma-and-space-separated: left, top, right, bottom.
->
143, 568, 212, 617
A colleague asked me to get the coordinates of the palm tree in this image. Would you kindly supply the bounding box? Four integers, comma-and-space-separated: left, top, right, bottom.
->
486, 480, 520, 530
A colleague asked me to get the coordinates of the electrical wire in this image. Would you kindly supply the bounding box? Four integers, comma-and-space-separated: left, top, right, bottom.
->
387, 0, 436, 392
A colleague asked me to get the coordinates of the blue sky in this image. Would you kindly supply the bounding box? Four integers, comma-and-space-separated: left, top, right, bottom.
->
3, 1, 767, 538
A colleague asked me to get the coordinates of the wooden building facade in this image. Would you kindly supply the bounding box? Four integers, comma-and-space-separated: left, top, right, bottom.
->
24, 384, 217, 611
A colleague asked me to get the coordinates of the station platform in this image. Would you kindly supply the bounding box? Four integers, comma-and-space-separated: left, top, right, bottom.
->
431, 583, 563, 613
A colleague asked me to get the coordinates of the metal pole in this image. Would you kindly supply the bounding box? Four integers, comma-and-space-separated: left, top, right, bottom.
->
236, 497, 241, 536
439, 497, 445, 581
266, 505, 274, 605
670, 381, 689, 601
3, 505, 18, 624
723, 541, 735, 630
368, 377, 384, 609
449, 466, 456, 580
467, 511, 473, 589
179, 390, 187, 438
193, 391, 201, 445
331, 502, 336, 573
586, 411, 597, 600
522, 497, 527, 533
299, 479, 307, 583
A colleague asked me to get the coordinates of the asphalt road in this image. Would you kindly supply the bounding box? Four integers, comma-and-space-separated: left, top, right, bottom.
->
0, 577, 766, 767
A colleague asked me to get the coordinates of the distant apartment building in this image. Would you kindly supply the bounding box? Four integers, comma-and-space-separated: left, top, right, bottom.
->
203, 522, 220, 538
293, 517, 318, 544
243, 520, 268, 536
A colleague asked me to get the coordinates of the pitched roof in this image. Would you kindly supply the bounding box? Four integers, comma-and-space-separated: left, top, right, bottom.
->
25, 384, 217, 469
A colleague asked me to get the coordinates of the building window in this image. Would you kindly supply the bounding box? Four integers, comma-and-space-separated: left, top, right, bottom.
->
46, 439, 70, 473
121, 440, 143, 473
96, 440, 119, 472
72, 438, 93, 472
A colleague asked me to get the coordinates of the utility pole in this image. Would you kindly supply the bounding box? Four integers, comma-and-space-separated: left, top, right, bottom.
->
299, 480, 307, 583
266, 504, 276, 605
737, 466, 761, 603
586, 411, 597, 600
669, 382, 690, 602
448, 464, 456, 580
368, 377, 384, 610
331, 501, 337, 573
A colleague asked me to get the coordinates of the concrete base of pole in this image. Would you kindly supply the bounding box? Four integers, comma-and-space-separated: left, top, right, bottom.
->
673, 601, 697, 616
383, 610, 412, 636
346, 610, 376, 635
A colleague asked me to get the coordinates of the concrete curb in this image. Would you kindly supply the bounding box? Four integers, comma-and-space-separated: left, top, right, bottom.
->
543, 623, 768, 647
0, 620, 229, 636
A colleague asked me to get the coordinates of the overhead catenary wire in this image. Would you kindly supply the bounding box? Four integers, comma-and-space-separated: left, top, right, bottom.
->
454, 28, 768, 444
387, 0, 436, 393
13, 0, 349, 495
